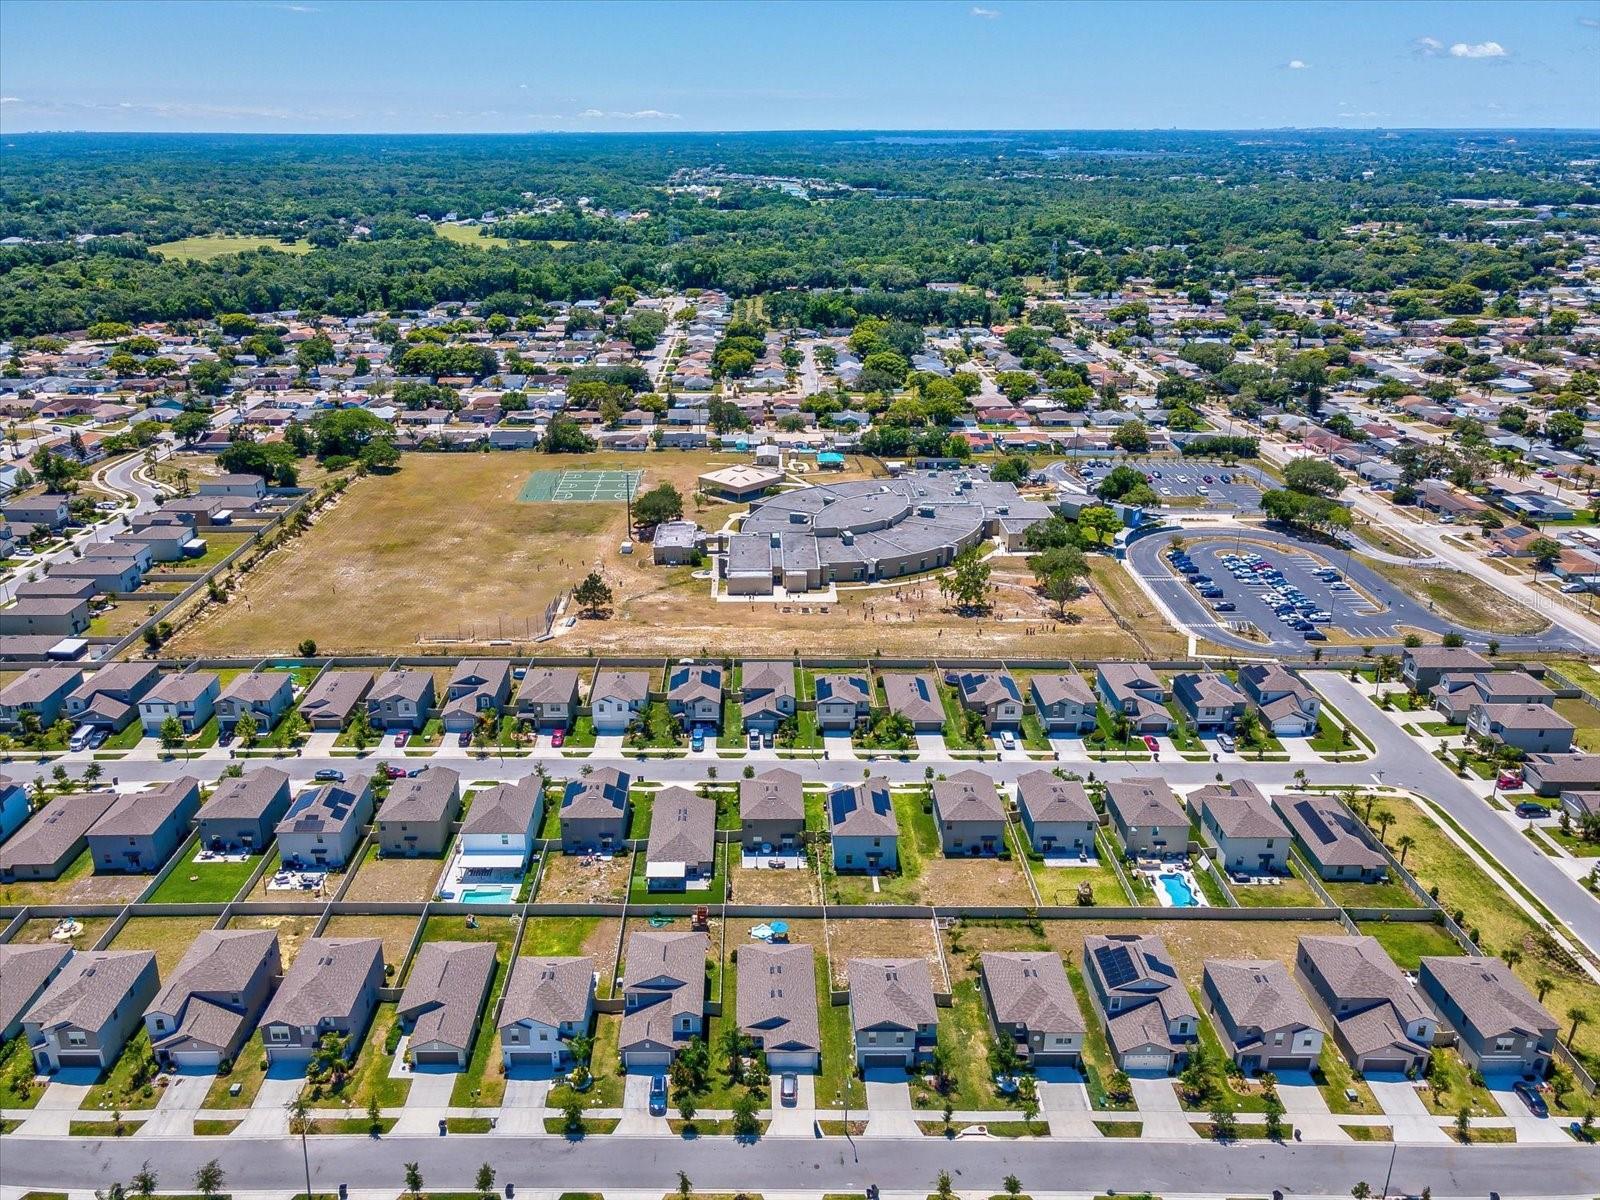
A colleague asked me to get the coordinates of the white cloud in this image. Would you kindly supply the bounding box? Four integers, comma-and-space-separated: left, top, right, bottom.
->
274, 3, 318, 11
1413, 36, 1444, 56
577, 108, 605, 118
970, 6, 1000, 17
1450, 40, 1508, 58
1286, 59, 1309, 69
576, 107, 679, 120
0, 97, 19, 104
1579, 16, 1600, 28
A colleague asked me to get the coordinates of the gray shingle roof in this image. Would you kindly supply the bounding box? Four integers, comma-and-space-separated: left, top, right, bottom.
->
1274, 793, 1386, 872
379, 766, 460, 825
1015, 771, 1094, 824
369, 669, 432, 705
739, 769, 803, 823
1105, 778, 1186, 829
89, 777, 199, 839
261, 938, 381, 1027
1189, 779, 1289, 840
560, 767, 628, 821
460, 775, 541, 836
1030, 673, 1094, 707
299, 670, 372, 721
499, 956, 593, 1031
398, 940, 497, 1052
849, 957, 935, 1033
0, 942, 70, 1035
591, 670, 649, 705
1205, 958, 1322, 1039
517, 667, 580, 706
981, 951, 1084, 1036
882, 673, 943, 725
1297, 935, 1432, 1060
828, 778, 897, 837
276, 777, 371, 836
738, 942, 819, 1053
23, 950, 155, 1032
145, 671, 219, 705
0, 667, 82, 706
1421, 955, 1555, 1039
0, 790, 118, 873
198, 767, 290, 821
149, 928, 277, 1018
932, 769, 1004, 824
647, 786, 715, 865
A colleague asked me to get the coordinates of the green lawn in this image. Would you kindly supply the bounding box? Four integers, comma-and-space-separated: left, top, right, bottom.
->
450, 945, 514, 1107
1419, 1047, 1501, 1118
0, 1034, 41, 1110
203, 1031, 269, 1108
911, 978, 1010, 1111
83, 1029, 161, 1111
307, 1002, 409, 1109
1229, 860, 1324, 908
627, 843, 727, 905
146, 853, 260, 903
549, 1012, 622, 1110
1319, 876, 1423, 909
150, 233, 314, 261
563, 715, 597, 748
815, 959, 866, 1111
1181, 999, 1271, 1114
1084, 706, 1150, 756
825, 788, 934, 904
1064, 959, 1133, 1111
1315, 1040, 1378, 1115
520, 915, 602, 957
1354, 919, 1463, 971
627, 788, 654, 839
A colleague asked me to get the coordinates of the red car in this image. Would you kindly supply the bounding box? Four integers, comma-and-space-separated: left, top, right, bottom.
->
551, 729, 566, 748
1497, 771, 1524, 790
1142, 734, 1160, 755
385, 765, 407, 779
394, 730, 410, 747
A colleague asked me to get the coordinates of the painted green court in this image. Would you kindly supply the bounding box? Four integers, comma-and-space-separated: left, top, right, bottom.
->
519, 469, 644, 502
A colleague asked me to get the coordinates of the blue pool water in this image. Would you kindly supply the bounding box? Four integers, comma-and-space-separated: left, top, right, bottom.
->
1157, 872, 1199, 907
458, 885, 517, 904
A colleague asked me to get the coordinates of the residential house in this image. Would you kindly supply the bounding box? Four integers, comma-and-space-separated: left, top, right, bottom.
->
1202, 959, 1324, 1074
49, 554, 144, 593
829, 778, 898, 871
944, 669, 1024, 731
1187, 779, 1291, 876
814, 673, 872, 731
515, 667, 581, 730
21, 950, 159, 1073
1082, 933, 1199, 1072
1430, 671, 1553, 724
458, 776, 543, 870
882, 673, 945, 731
0, 943, 71, 1041
666, 663, 722, 733
3, 495, 70, 530
0, 667, 84, 730
931, 769, 1005, 856
195, 767, 291, 853
0, 598, 89, 638
848, 957, 937, 1069
1014, 770, 1097, 857
1295, 935, 1435, 1075
198, 474, 268, 502
1237, 664, 1321, 737
376, 766, 461, 857
274, 776, 374, 869
441, 660, 512, 733
1095, 664, 1173, 734
65, 663, 160, 733
85, 777, 201, 874
590, 669, 651, 735
1402, 647, 1492, 692
0, 774, 29, 846
1029, 674, 1097, 733
216, 672, 294, 735
619, 930, 708, 1070
498, 955, 595, 1069
1560, 790, 1600, 823
299, 670, 373, 732
738, 768, 804, 854
1418, 956, 1555, 1079
980, 950, 1085, 1067
1104, 778, 1188, 859
1524, 752, 1600, 796
1171, 672, 1246, 732
138, 671, 219, 736
1466, 702, 1574, 755
259, 938, 384, 1065
366, 669, 435, 732
558, 767, 628, 854
645, 786, 716, 891
1274, 793, 1388, 882
738, 942, 820, 1072
397, 941, 497, 1068
0, 790, 118, 882
143, 929, 279, 1069
741, 661, 796, 735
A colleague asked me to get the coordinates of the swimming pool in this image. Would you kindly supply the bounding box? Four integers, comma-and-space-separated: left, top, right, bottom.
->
1157, 872, 1200, 907
457, 884, 518, 904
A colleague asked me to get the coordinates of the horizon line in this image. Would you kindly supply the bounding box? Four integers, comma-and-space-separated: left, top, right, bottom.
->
5, 125, 1600, 138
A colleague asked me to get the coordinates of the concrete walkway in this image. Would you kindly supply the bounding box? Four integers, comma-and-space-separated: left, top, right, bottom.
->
862, 1073, 918, 1138
134, 1069, 212, 1138
1127, 1075, 1196, 1140
765, 1072, 816, 1137
615, 1072, 668, 1136
1036, 1069, 1098, 1139
13, 1071, 96, 1136
493, 1076, 551, 1136
233, 1069, 306, 1137
1367, 1076, 1451, 1144
1272, 1069, 1347, 1142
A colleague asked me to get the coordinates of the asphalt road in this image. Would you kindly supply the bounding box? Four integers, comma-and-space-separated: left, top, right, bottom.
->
6, 1130, 1597, 1197
1126, 525, 1586, 655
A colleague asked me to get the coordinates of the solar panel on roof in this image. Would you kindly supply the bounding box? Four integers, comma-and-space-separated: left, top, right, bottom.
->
1094, 944, 1137, 988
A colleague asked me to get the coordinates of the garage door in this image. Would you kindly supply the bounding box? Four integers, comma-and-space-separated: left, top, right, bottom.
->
59, 1052, 103, 1068
169, 1050, 221, 1070
626, 1051, 671, 1070
1267, 1057, 1312, 1073
1121, 1052, 1171, 1071
766, 1051, 818, 1073
1363, 1058, 1406, 1075
506, 1050, 553, 1068
862, 1053, 908, 1069
414, 1049, 463, 1066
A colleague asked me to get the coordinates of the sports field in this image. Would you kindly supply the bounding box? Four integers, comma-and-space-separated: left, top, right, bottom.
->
149, 234, 313, 262
520, 468, 642, 503
170, 450, 1147, 658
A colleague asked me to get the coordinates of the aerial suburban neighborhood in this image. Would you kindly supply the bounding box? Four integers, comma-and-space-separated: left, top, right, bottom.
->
0, 4, 1598, 1199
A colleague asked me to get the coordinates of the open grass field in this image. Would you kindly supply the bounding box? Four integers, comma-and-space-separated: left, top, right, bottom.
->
109, 914, 215, 975
0, 851, 150, 906
320, 913, 418, 972
1365, 560, 1548, 636
1553, 697, 1600, 752
170, 450, 1153, 658
433, 222, 516, 250
228, 912, 321, 967
1086, 558, 1186, 656
520, 915, 622, 992
146, 852, 259, 903
7, 915, 114, 948
150, 234, 314, 261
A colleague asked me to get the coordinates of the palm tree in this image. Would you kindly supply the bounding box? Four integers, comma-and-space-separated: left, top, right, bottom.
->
1535, 975, 1554, 1003
1567, 1006, 1589, 1047
1374, 809, 1395, 842
1501, 947, 1522, 970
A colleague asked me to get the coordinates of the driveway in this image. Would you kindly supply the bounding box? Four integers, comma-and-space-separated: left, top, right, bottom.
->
1487, 1079, 1573, 1143
1271, 1069, 1346, 1142
765, 1071, 816, 1137
1367, 1075, 1450, 1143
1036, 1067, 1097, 1138
494, 1075, 552, 1137
616, 1071, 668, 1136
914, 733, 948, 760
1047, 733, 1085, 761
14, 1069, 97, 1136
135, 1069, 213, 1138
822, 731, 855, 760
234, 1067, 306, 1137
862, 1069, 919, 1138
1127, 1074, 1197, 1140
389, 1067, 456, 1136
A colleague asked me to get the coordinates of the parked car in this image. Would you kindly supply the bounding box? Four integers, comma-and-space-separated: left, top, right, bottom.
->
649, 1074, 667, 1115
780, 1073, 798, 1106
1142, 734, 1159, 755
1216, 733, 1236, 752
1515, 801, 1548, 819
749, 730, 761, 751
551, 729, 565, 748
68, 725, 94, 752
762, 730, 773, 749
385, 765, 407, 780
457, 730, 472, 747
88, 728, 108, 750
1212, 600, 1236, 612
1514, 1082, 1549, 1118
394, 729, 410, 747
1000, 730, 1016, 750
313, 768, 344, 782
1497, 770, 1524, 789
691, 728, 705, 752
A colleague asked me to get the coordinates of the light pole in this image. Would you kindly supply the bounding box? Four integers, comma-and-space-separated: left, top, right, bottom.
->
286, 1096, 313, 1200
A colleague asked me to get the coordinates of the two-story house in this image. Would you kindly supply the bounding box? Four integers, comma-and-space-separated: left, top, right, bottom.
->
498, 955, 595, 1070
259, 938, 384, 1066
740, 661, 796, 735
931, 769, 1005, 856
441, 659, 512, 734
516, 667, 581, 731
814, 673, 873, 731
1202, 958, 1325, 1074
559, 767, 629, 854
849, 957, 937, 1069
944, 670, 1024, 731
619, 930, 708, 1071
1082, 933, 1198, 1072
590, 670, 650, 735
366, 669, 436, 732
1028, 674, 1097, 734
980, 950, 1085, 1068
22, 949, 160, 1073
666, 663, 723, 733
1014, 770, 1097, 858
1418, 956, 1555, 1079
1187, 779, 1290, 877
738, 768, 804, 855
1171, 672, 1246, 732
1236, 664, 1320, 737
1296, 935, 1435, 1076
144, 929, 279, 1069
1104, 778, 1188, 859
138, 671, 220, 736
828, 778, 898, 872
1095, 664, 1172, 734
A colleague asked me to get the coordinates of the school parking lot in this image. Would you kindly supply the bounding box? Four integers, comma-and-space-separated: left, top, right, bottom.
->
1076, 457, 1267, 511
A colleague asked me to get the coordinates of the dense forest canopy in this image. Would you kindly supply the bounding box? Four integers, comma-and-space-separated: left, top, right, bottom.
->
1, 129, 1597, 335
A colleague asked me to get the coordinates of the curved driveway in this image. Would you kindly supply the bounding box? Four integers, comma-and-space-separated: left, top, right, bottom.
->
1125, 525, 1586, 655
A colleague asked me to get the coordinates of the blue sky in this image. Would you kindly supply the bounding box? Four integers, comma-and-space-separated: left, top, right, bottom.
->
2, 0, 1597, 133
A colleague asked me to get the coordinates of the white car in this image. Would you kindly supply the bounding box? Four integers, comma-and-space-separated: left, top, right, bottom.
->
1561, 582, 1589, 594
69, 725, 95, 752
1000, 730, 1016, 750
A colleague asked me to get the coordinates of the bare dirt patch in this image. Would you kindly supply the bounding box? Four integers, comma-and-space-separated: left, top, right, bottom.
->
822, 916, 942, 989
320, 914, 420, 972
1040, 916, 1334, 978
729, 857, 821, 906
342, 848, 446, 902
534, 850, 631, 903
917, 854, 1035, 907
8, 915, 115, 948
227, 913, 321, 967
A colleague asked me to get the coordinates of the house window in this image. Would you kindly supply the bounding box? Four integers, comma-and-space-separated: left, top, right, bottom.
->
268, 1027, 291, 1043
500, 835, 510, 845
66, 1031, 87, 1047
153, 1018, 165, 1032
1272, 1032, 1284, 1046
1495, 1036, 1516, 1052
